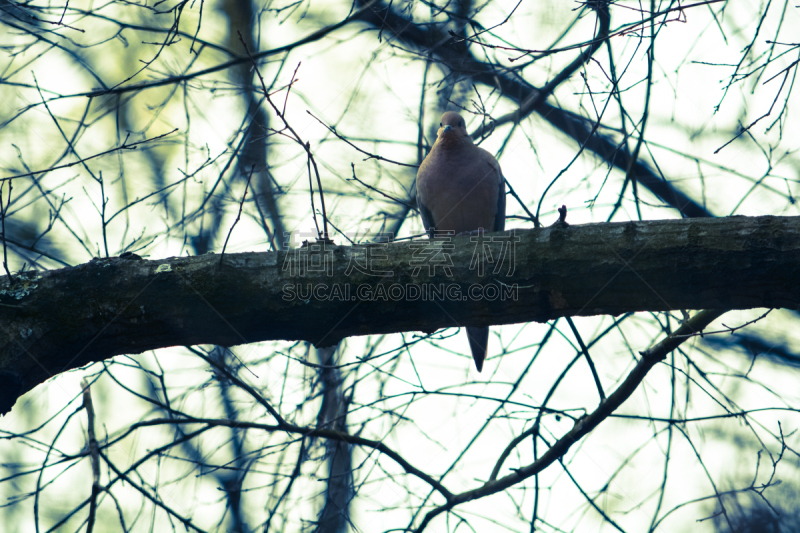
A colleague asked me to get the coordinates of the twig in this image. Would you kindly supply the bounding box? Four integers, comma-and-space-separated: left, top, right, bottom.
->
470, 0, 611, 140
219, 166, 254, 263
715, 66, 794, 154
98, 172, 109, 257
533, 2, 612, 221
671, 309, 772, 339
349, 163, 417, 210
120, 416, 455, 503
1, 236, 70, 267
307, 111, 419, 168
0, 180, 12, 282
240, 43, 330, 240
412, 309, 727, 531
455, 0, 723, 61
504, 178, 539, 227
566, 316, 605, 402
81, 379, 101, 533
2, 130, 178, 182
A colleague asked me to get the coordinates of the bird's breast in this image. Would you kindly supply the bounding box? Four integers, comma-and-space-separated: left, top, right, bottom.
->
417, 151, 500, 234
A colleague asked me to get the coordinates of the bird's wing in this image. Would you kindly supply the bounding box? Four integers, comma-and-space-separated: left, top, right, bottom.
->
494, 169, 506, 232
416, 190, 436, 233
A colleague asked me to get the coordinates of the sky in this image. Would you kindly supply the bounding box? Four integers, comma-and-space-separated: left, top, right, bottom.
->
2, 0, 800, 531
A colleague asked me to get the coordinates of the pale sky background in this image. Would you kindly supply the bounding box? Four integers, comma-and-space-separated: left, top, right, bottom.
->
2, 0, 800, 531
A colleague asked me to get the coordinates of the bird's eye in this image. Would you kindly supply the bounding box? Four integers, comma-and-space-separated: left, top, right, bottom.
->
439, 122, 442, 127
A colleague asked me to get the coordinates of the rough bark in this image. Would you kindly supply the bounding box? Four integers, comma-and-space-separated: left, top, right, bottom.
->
1, 215, 799, 414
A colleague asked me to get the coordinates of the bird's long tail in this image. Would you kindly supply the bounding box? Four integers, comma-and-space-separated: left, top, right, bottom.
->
466, 327, 490, 372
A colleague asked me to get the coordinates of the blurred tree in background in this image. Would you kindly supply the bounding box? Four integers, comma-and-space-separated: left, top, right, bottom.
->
1, 0, 800, 531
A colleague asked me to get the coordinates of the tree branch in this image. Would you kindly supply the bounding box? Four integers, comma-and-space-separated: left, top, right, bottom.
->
1, 215, 799, 414
412, 308, 728, 531
353, 0, 712, 218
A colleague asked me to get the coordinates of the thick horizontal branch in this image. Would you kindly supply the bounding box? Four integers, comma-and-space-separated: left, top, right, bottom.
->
2, 215, 799, 414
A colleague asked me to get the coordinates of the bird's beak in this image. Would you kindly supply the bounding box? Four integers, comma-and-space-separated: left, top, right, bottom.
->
442, 125, 452, 133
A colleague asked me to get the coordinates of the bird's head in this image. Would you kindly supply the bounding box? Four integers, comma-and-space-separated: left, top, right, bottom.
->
436, 111, 471, 146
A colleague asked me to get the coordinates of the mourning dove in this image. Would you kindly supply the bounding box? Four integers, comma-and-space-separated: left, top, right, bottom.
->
416, 111, 506, 372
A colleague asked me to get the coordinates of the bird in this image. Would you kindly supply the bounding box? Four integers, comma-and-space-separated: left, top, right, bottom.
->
415, 111, 506, 372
